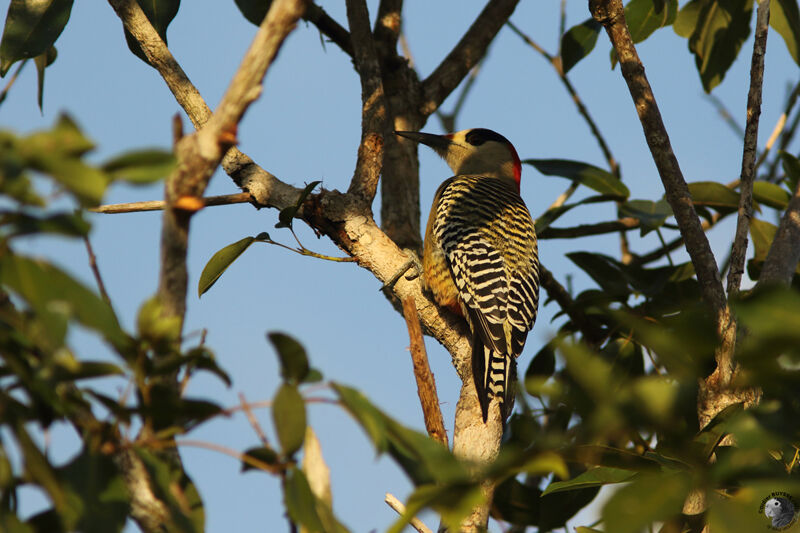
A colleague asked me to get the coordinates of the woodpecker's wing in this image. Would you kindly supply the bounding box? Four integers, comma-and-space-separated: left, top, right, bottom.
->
434, 176, 539, 358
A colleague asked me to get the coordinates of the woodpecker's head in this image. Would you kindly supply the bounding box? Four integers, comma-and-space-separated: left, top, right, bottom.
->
395, 128, 522, 190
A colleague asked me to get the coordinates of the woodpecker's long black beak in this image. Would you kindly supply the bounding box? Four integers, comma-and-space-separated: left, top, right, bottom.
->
395, 130, 453, 157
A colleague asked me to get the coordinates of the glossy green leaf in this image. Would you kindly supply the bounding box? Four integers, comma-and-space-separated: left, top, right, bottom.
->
275, 180, 321, 229
0, 0, 73, 76
675, 0, 753, 92
543, 466, 636, 496
234, 0, 273, 25
754, 180, 791, 210
618, 198, 672, 235
688, 180, 739, 210
198, 236, 256, 297
0, 254, 128, 351
771, 0, 800, 65
272, 383, 306, 457
102, 149, 175, 184
525, 159, 629, 198
33, 46, 56, 111
267, 332, 310, 384
560, 18, 602, 74
124, 0, 180, 64
602, 473, 691, 533
240, 446, 280, 473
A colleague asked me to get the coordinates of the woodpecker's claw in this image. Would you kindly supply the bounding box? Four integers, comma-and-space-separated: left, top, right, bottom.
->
381, 250, 422, 290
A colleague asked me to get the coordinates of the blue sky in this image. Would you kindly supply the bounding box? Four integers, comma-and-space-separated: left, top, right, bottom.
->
2, 0, 798, 531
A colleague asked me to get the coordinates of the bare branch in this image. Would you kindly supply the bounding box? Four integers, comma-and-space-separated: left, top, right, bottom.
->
507, 21, 619, 177
385, 493, 434, 533
589, 0, 728, 327
759, 179, 800, 285
402, 297, 448, 447
83, 237, 113, 306
539, 218, 639, 239
727, 0, 771, 297
305, 3, 353, 56
90, 193, 252, 214
374, 0, 403, 55
420, 0, 520, 116
346, 0, 390, 203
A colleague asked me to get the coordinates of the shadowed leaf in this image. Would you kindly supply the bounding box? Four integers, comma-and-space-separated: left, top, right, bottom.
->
602, 473, 691, 533
124, 0, 180, 64
618, 199, 672, 235
198, 236, 256, 297
771, 0, 800, 65
0, 0, 73, 76
267, 332, 310, 384
102, 149, 175, 184
272, 383, 306, 457
543, 466, 636, 495
234, 0, 273, 25
276, 180, 321, 229
525, 159, 629, 198
560, 18, 602, 73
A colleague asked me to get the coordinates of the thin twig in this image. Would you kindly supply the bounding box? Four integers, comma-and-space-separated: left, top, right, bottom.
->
90, 192, 253, 214
305, 3, 353, 56
508, 21, 619, 178
385, 493, 434, 533
0, 60, 27, 106
83, 236, 113, 306
538, 218, 639, 239
727, 0, 771, 297
239, 392, 271, 446
704, 93, 746, 138
758, 81, 800, 173
402, 297, 448, 447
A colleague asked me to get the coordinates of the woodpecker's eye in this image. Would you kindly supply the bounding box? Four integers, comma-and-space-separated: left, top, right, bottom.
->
465, 128, 511, 147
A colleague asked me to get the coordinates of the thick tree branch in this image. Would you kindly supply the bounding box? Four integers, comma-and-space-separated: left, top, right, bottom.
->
420, 0, 519, 116
758, 179, 800, 285
402, 297, 448, 447
374, 0, 403, 55
589, 0, 728, 329
346, 0, 390, 203
727, 0, 770, 297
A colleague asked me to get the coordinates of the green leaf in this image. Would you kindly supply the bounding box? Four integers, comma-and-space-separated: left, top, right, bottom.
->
272, 383, 306, 457
687, 180, 739, 210
0, 253, 128, 351
283, 467, 325, 532
524, 159, 629, 198
234, 0, 273, 25
240, 446, 280, 473
753, 181, 791, 210
1, 211, 90, 239
602, 473, 691, 533
535, 194, 620, 233
749, 217, 777, 262
618, 198, 672, 235
389, 482, 483, 533
675, 0, 753, 92
102, 149, 175, 184
136, 296, 181, 347
124, 0, 180, 64
780, 150, 800, 192
771, 0, 800, 65
543, 466, 636, 496
560, 18, 602, 74
0, 0, 73, 76
566, 252, 629, 297
558, 340, 615, 401
267, 332, 310, 384
275, 180, 321, 229
526, 343, 556, 379
55, 447, 130, 533
197, 236, 256, 297
33, 46, 56, 112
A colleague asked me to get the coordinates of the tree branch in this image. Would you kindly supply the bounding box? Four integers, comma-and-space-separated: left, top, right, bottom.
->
758, 179, 800, 285
402, 297, 448, 447
538, 218, 639, 239
539, 264, 605, 345
727, 0, 771, 297
373, 0, 403, 55
346, 0, 390, 203
589, 0, 728, 328
305, 3, 353, 56
420, 0, 519, 116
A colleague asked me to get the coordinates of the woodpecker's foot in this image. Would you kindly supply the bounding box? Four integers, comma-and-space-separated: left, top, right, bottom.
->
381, 250, 422, 290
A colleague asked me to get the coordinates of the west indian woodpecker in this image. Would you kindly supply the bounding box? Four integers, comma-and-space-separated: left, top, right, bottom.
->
395, 128, 540, 423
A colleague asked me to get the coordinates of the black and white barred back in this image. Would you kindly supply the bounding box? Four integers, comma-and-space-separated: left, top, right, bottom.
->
431, 174, 540, 421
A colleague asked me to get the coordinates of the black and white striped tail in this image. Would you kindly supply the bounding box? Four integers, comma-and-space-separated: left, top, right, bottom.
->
472, 333, 517, 423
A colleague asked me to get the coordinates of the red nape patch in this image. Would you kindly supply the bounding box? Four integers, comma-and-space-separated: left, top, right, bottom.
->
444, 133, 454, 139
508, 143, 522, 191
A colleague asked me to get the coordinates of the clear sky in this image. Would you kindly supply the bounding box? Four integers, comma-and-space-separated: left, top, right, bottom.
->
1, 0, 797, 531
